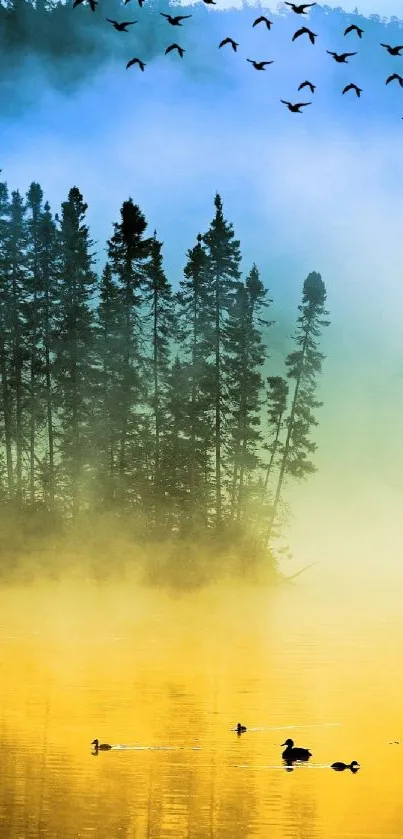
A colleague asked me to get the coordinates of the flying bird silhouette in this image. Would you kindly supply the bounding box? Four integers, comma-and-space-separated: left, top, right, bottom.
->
160, 12, 192, 25
284, 2, 316, 12
165, 43, 185, 56
386, 73, 403, 87
106, 18, 137, 30
298, 80, 316, 92
326, 51, 356, 63
252, 16, 272, 28
219, 37, 239, 51
203, 0, 217, 4
281, 99, 311, 112
292, 26, 317, 44
247, 59, 274, 70
126, 57, 146, 70
344, 24, 363, 37
73, 0, 97, 11
124, 0, 145, 5
342, 82, 362, 96
381, 43, 403, 56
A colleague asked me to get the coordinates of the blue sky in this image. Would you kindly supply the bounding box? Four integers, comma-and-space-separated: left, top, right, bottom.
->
1, 0, 403, 573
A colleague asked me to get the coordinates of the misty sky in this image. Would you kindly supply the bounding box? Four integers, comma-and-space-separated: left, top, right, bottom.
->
1, 0, 403, 574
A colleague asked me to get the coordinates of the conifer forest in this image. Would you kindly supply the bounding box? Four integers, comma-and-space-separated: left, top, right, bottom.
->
0, 179, 329, 582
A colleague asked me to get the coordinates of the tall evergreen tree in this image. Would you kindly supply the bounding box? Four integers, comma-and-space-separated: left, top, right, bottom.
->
225, 265, 271, 521
202, 194, 241, 527
25, 182, 44, 503
54, 186, 97, 515
0, 181, 14, 499
8, 190, 29, 503
37, 200, 59, 505
145, 232, 173, 502
107, 198, 153, 508
266, 271, 330, 541
94, 261, 122, 507
177, 233, 212, 520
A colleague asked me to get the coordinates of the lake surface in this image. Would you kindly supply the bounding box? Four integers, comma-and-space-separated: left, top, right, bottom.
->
0, 570, 402, 838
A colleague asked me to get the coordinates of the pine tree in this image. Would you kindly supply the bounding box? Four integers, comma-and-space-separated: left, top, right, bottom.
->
225, 265, 271, 521
266, 271, 330, 541
145, 232, 173, 503
202, 194, 241, 527
25, 182, 44, 503
8, 190, 29, 503
37, 200, 59, 505
94, 261, 122, 508
54, 186, 97, 515
107, 198, 153, 508
0, 181, 14, 499
177, 233, 212, 522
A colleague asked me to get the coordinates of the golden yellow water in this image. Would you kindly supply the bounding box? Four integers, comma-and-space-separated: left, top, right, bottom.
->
1, 572, 403, 838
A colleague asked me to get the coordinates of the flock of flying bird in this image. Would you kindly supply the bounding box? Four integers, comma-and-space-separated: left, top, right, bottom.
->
72, 0, 403, 116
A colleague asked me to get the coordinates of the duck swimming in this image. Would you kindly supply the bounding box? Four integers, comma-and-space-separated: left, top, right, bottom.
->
331, 760, 360, 772
281, 738, 312, 761
236, 723, 247, 734
91, 739, 112, 751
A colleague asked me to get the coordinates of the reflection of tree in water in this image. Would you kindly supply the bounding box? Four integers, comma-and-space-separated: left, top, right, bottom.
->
283, 784, 321, 839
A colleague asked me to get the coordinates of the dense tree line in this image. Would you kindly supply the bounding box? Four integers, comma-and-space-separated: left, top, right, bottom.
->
0, 176, 329, 563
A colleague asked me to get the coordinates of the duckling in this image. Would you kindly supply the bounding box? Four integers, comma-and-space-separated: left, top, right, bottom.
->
331, 760, 360, 771
91, 739, 112, 751
236, 723, 247, 734
281, 738, 312, 761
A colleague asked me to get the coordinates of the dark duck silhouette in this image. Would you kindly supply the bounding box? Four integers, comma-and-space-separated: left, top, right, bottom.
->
247, 59, 274, 70
281, 738, 312, 760
91, 739, 112, 751
236, 723, 247, 734
165, 43, 185, 57
106, 18, 137, 30
331, 760, 360, 772
160, 12, 192, 25
126, 57, 146, 70
342, 82, 362, 96
280, 99, 311, 112
386, 73, 403, 87
298, 80, 316, 92
219, 37, 239, 51
292, 26, 317, 44
344, 24, 363, 37
73, 0, 97, 11
326, 51, 356, 63
253, 16, 272, 29
285, 2, 316, 13
381, 43, 403, 56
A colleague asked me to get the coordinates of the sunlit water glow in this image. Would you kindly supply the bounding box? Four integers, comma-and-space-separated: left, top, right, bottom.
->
1, 574, 402, 838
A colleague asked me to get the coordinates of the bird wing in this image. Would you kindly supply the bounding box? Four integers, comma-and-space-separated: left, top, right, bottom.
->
326, 50, 335, 55
280, 100, 291, 105
292, 28, 303, 39
344, 52, 357, 57
106, 17, 117, 22
126, 58, 136, 67
219, 38, 229, 46
296, 101, 311, 106
122, 21, 135, 25
160, 12, 169, 17
386, 74, 398, 82
178, 14, 192, 18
